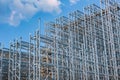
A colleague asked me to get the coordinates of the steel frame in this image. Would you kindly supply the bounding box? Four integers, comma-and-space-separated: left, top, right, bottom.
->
0, 0, 120, 80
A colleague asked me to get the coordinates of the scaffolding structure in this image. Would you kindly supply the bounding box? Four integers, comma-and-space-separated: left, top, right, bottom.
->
0, 0, 120, 80
0, 45, 9, 80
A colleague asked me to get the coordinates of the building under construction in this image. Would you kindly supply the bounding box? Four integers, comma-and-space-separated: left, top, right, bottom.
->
0, 0, 120, 80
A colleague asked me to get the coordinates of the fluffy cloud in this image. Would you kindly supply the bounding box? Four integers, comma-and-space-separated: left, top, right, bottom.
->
0, 0, 61, 26
70, 0, 79, 5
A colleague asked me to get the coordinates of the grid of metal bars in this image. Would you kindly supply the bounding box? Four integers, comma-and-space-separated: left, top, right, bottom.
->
0, 0, 120, 80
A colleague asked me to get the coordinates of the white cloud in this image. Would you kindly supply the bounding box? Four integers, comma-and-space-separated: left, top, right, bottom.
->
0, 0, 61, 26
70, 0, 79, 5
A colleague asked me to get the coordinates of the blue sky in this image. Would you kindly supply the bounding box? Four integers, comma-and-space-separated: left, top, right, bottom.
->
0, 0, 99, 47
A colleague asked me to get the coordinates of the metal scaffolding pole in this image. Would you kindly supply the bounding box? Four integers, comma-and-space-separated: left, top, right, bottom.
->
0, 43, 3, 80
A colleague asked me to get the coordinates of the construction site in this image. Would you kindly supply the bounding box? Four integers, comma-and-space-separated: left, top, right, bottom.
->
0, 0, 120, 80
